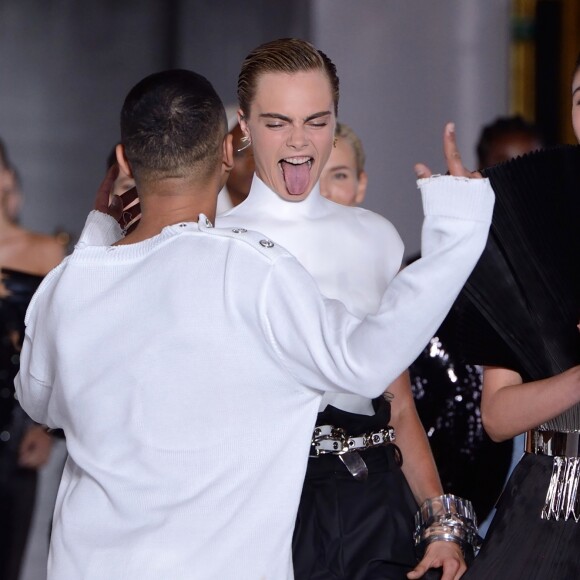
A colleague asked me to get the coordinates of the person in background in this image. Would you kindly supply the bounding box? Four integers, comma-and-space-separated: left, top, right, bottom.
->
0, 139, 64, 580
319, 121, 367, 206
476, 115, 544, 168
463, 55, 580, 580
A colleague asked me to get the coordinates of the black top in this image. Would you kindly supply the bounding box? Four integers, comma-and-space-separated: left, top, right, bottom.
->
451, 145, 580, 382
0, 268, 43, 435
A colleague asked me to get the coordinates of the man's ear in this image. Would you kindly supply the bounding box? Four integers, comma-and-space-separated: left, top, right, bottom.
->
223, 133, 234, 171
218, 133, 234, 191
115, 144, 134, 178
354, 171, 368, 205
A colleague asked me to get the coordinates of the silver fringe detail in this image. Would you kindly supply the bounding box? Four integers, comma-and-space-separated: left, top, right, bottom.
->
541, 403, 580, 434
542, 456, 580, 522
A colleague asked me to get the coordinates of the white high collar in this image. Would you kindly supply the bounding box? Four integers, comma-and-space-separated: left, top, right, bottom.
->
223, 174, 331, 221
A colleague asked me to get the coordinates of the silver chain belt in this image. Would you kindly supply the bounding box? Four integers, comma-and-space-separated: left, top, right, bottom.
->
310, 424, 396, 457
309, 424, 397, 482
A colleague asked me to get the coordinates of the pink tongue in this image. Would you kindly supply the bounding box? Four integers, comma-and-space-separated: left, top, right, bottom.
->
281, 161, 310, 195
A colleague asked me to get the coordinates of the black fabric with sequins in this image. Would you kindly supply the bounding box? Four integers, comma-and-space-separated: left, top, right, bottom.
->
410, 334, 513, 523
0, 269, 43, 477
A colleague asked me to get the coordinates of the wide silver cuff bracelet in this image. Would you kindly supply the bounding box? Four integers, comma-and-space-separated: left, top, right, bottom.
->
414, 494, 479, 555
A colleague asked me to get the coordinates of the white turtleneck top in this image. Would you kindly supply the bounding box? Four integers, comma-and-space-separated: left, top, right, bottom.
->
218, 177, 406, 414
15, 176, 493, 579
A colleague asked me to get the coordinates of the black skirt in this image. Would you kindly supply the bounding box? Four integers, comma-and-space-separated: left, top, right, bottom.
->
465, 453, 580, 580
292, 401, 419, 580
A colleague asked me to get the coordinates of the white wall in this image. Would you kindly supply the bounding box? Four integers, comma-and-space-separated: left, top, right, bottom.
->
312, 0, 512, 257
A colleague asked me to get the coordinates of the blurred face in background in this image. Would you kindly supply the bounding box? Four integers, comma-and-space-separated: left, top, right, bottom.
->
320, 136, 367, 207
482, 132, 543, 167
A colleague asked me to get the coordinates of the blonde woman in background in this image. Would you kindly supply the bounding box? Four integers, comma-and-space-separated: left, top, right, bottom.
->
319, 121, 367, 207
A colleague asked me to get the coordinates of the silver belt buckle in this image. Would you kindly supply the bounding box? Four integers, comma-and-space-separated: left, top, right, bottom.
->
339, 451, 368, 481
311, 424, 397, 481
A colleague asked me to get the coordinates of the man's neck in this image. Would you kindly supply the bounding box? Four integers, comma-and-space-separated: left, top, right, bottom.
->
115, 181, 218, 245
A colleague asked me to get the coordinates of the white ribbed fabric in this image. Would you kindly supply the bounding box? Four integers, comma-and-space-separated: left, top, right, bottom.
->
16, 176, 493, 580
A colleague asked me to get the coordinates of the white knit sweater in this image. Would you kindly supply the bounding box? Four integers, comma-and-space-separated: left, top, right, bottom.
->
15, 176, 493, 580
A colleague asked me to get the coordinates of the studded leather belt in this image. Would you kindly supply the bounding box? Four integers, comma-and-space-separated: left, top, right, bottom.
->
309, 423, 397, 481
309, 424, 396, 457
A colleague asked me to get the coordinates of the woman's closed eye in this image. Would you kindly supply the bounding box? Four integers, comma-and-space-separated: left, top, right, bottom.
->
307, 120, 328, 128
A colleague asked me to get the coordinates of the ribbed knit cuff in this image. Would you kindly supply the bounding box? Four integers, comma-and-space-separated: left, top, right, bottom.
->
417, 176, 495, 223
76, 210, 123, 248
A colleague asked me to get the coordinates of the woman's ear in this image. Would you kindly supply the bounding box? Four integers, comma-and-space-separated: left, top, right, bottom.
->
238, 109, 250, 141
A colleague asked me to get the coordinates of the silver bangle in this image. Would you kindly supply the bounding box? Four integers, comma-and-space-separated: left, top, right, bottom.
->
413, 494, 480, 554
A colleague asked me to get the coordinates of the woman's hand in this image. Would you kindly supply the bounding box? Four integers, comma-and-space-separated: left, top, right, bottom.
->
408, 540, 466, 580
415, 122, 482, 179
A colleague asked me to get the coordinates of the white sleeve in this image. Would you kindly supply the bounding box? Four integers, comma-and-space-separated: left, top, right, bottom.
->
14, 278, 59, 426
75, 210, 123, 248
263, 176, 494, 398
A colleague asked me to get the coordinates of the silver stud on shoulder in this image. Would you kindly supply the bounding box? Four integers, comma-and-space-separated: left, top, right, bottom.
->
259, 239, 274, 248
232, 228, 247, 234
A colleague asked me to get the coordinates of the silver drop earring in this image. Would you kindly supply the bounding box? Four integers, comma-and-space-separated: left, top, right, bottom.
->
237, 135, 252, 153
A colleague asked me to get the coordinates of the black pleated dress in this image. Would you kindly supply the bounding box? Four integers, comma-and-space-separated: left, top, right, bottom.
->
465, 453, 580, 579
